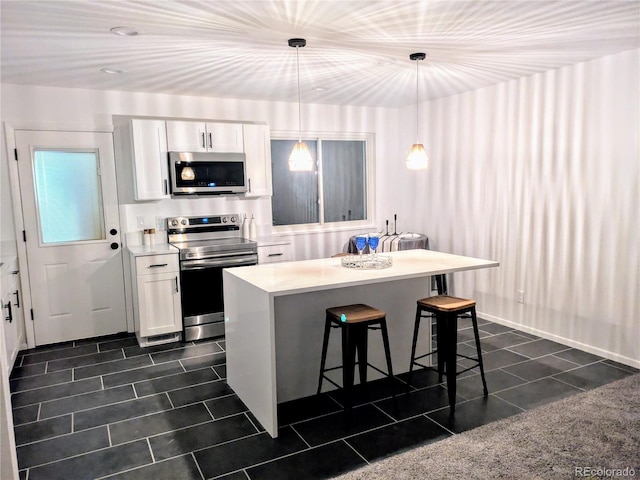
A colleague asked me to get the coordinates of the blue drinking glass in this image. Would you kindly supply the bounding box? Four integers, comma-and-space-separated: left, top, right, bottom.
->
368, 235, 379, 258
355, 235, 367, 265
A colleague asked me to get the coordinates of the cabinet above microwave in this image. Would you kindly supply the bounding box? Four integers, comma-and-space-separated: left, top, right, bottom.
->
169, 151, 247, 196
166, 121, 244, 153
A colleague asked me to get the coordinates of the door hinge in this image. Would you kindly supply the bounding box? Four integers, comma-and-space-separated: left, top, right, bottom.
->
14, 148, 18, 161
30, 308, 34, 321
22, 230, 26, 242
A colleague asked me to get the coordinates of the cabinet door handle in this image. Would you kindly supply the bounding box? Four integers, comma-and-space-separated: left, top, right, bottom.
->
164, 179, 169, 195
174, 276, 179, 293
268, 253, 284, 257
4, 302, 12, 323
201, 132, 206, 148
14, 290, 20, 308
247, 178, 251, 193
148, 263, 168, 268
208, 132, 213, 149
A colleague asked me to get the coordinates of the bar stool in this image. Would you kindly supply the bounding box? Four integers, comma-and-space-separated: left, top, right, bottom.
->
408, 295, 488, 414
317, 304, 395, 408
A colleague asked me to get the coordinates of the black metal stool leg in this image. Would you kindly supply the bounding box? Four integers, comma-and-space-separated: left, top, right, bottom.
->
407, 305, 423, 389
379, 318, 395, 399
317, 316, 332, 395
470, 307, 488, 396
355, 324, 369, 385
443, 312, 458, 415
341, 325, 357, 409
435, 317, 445, 383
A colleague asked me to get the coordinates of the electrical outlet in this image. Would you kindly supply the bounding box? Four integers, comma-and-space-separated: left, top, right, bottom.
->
517, 290, 525, 304
156, 216, 166, 230
136, 216, 145, 228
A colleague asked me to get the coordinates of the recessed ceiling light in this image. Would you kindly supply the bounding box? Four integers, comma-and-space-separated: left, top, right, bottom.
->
110, 26, 138, 36
312, 86, 327, 91
100, 67, 124, 75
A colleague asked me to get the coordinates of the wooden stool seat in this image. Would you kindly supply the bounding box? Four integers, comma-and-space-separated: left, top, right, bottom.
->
409, 295, 488, 415
318, 303, 395, 409
326, 304, 386, 323
417, 295, 475, 312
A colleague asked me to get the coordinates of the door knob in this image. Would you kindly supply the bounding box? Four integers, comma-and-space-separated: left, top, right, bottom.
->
110, 228, 118, 236
110, 242, 119, 250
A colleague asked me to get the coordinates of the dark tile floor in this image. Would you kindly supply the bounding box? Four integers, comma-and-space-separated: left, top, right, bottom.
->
9, 318, 638, 480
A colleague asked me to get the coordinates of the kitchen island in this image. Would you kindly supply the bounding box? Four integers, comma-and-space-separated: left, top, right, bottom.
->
223, 249, 499, 437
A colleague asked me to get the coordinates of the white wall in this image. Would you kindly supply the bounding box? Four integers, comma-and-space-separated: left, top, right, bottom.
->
398, 48, 639, 366
2, 48, 638, 367
0, 85, 400, 258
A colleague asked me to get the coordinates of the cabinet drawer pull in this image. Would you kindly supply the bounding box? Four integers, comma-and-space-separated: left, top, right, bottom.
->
148, 263, 168, 268
268, 253, 284, 257
4, 302, 12, 323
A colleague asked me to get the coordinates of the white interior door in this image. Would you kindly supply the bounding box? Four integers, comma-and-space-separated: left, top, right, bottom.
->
15, 130, 126, 345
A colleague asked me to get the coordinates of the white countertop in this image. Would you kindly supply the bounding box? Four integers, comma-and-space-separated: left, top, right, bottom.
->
127, 243, 179, 257
224, 249, 499, 296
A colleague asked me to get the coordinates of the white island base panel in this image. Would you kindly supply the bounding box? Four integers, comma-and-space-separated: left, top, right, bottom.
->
223, 249, 499, 437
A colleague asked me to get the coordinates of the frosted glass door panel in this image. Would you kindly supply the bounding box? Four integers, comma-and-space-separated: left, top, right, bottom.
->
33, 150, 105, 244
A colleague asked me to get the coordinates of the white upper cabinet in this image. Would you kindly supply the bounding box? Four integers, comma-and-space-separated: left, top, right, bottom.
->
166, 121, 244, 153
243, 124, 273, 197
130, 119, 170, 201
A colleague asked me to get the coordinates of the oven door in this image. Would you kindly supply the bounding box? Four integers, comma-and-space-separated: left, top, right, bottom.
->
179, 254, 258, 339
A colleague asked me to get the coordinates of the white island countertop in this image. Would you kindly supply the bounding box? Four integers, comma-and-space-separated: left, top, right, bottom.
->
223, 248, 499, 438
225, 249, 499, 295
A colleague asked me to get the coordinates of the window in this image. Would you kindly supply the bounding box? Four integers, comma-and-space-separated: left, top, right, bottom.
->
271, 133, 374, 231
33, 149, 106, 244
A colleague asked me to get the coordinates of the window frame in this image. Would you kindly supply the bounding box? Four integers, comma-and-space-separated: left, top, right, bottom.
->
270, 130, 376, 235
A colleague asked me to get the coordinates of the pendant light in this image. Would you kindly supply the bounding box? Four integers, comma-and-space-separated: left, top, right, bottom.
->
288, 38, 313, 172
406, 52, 429, 170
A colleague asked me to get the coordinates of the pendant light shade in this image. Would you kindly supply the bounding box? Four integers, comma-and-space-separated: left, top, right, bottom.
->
288, 38, 313, 172
406, 52, 429, 170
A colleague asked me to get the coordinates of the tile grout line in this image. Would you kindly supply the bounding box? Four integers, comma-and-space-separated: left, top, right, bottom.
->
341, 437, 371, 465
190, 451, 207, 480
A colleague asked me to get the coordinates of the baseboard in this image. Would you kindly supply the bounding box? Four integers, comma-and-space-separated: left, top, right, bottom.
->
478, 311, 640, 370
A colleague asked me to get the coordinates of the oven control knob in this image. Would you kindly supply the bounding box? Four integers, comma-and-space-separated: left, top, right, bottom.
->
180, 218, 188, 226
222, 217, 228, 223
170, 219, 178, 227
230, 216, 237, 223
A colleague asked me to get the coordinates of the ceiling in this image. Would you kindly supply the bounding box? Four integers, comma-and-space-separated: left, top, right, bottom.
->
1, 0, 639, 108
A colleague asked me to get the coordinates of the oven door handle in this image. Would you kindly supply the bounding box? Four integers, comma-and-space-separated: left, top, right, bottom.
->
182, 249, 256, 261
181, 255, 258, 270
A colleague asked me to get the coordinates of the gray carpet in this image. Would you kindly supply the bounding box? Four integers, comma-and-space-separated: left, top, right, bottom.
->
333, 373, 640, 479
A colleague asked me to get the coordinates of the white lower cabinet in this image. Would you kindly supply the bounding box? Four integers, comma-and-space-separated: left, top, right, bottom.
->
257, 242, 293, 264
130, 252, 182, 346
2, 263, 23, 374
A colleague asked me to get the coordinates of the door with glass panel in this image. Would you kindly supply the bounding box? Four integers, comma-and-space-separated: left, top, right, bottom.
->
15, 130, 126, 345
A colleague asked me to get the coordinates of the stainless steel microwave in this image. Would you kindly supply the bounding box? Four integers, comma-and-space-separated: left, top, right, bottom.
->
169, 151, 247, 195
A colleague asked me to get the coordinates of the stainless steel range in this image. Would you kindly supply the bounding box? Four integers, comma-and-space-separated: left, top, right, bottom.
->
167, 214, 258, 341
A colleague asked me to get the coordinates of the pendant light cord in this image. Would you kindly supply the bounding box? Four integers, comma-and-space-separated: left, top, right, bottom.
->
415, 57, 420, 143
296, 45, 302, 143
